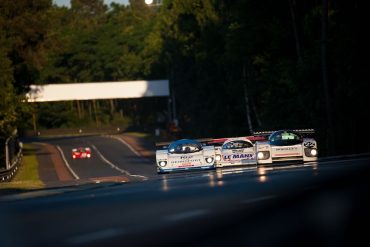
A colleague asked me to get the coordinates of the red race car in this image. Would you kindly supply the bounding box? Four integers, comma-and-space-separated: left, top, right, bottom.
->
72, 147, 91, 159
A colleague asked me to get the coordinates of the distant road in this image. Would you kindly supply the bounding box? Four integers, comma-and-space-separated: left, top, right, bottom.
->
41, 135, 157, 182
1, 156, 369, 247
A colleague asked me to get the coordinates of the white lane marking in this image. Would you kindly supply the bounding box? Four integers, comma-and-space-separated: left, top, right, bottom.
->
109, 135, 141, 157
240, 195, 277, 205
91, 144, 147, 180
165, 209, 209, 222
56, 145, 80, 179
68, 228, 126, 245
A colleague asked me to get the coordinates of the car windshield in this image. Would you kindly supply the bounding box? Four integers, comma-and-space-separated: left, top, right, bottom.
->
269, 131, 302, 146
222, 140, 253, 150
168, 140, 202, 154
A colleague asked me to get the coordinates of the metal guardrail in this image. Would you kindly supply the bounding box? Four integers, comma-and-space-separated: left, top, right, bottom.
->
23, 127, 127, 137
0, 135, 23, 182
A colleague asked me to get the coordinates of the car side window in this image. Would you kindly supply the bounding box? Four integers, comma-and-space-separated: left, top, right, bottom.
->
240, 141, 253, 148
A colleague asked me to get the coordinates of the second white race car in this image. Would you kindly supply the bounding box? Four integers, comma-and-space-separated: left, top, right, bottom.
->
210, 137, 258, 168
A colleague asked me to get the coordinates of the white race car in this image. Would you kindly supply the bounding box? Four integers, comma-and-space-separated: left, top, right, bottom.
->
254, 129, 318, 164
155, 139, 216, 174
210, 137, 257, 168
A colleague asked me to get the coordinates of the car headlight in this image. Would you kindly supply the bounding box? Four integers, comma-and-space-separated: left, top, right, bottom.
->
205, 157, 214, 163
215, 154, 221, 161
257, 151, 270, 160
304, 148, 317, 157
158, 161, 167, 167
257, 152, 264, 159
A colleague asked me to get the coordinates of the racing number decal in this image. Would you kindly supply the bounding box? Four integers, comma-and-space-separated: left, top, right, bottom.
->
304, 142, 315, 148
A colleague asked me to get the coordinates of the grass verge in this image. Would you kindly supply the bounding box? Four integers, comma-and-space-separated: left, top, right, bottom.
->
0, 144, 44, 190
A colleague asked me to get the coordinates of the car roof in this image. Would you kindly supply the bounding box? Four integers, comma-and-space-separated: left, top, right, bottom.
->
171, 139, 201, 145
73, 147, 89, 151
223, 138, 253, 144
270, 130, 301, 136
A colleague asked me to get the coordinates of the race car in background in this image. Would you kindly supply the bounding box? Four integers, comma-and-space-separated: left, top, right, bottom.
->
72, 147, 91, 159
207, 137, 258, 168
254, 129, 318, 164
155, 139, 216, 174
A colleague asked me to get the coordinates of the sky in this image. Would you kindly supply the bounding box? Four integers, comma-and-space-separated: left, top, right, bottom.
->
53, 0, 130, 8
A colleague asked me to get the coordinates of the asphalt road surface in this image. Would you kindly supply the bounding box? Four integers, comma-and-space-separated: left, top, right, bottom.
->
37, 135, 157, 181
1, 135, 369, 247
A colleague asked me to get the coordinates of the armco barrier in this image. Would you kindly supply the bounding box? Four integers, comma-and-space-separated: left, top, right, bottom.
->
23, 127, 127, 137
0, 136, 23, 182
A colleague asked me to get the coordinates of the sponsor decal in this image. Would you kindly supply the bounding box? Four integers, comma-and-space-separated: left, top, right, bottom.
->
272, 147, 301, 157
178, 163, 195, 167
275, 147, 298, 151
173, 155, 200, 165
180, 155, 193, 159
273, 153, 300, 157
223, 153, 254, 160
172, 159, 201, 164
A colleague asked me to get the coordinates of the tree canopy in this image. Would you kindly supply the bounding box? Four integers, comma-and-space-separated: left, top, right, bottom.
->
0, 0, 368, 156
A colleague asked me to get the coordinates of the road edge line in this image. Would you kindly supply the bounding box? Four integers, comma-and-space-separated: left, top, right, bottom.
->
56, 145, 80, 179
91, 144, 147, 180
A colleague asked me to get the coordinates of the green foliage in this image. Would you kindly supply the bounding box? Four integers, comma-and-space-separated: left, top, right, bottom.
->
0, 0, 368, 155
0, 30, 17, 137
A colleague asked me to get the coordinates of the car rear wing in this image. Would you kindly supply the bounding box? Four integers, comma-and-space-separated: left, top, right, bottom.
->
205, 135, 267, 146
206, 138, 228, 146
155, 135, 269, 150
253, 131, 274, 136
253, 129, 316, 138
245, 135, 267, 142
293, 129, 316, 138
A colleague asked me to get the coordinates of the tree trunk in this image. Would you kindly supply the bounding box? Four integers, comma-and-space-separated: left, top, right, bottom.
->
243, 63, 254, 134
321, 0, 333, 154
92, 100, 99, 127
77, 100, 82, 119
289, 0, 302, 64
32, 110, 37, 133
251, 98, 262, 127
88, 101, 93, 121
109, 99, 114, 115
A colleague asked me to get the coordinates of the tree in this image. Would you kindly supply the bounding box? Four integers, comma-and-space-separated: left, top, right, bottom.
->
0, 30, 17, 137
